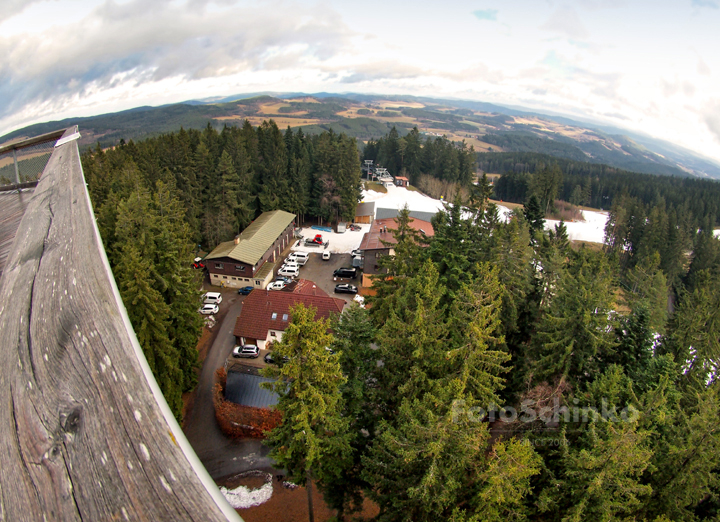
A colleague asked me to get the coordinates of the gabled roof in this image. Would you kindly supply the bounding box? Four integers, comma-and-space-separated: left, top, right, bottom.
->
205, 210, 295, 265
286, 278, 330, 297
358, 216, 434, 251
234, 289, 345, 340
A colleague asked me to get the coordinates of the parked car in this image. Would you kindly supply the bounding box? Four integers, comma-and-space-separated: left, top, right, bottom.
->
335, 283, 358, 294
286, 252, 309, 265
232, 345, 259, 358
278, 266, 299, 278
322, 250, 331, 260
267, 281, 286, 291
280, 261, 300, 272
275, 276, 293, 284
203, 291, 222, 304
333, 267, 358, 279
237, 286, 254, 295
198, 303, 219, 315
264, 352, 289, 365
192, 259, 205, 269
351, 249, 363, 258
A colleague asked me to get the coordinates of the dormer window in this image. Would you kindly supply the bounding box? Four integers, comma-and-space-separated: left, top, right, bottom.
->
271, 312, 277, 319
282, 314, 289, 321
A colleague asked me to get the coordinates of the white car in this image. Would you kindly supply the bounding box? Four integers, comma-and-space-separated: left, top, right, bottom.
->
198, 303, 219, 315
285, 254, 308, 266
278, 266, 299, 278
281, 262, 300, 271
322, 250, 331, 260
267, 281, 286, 291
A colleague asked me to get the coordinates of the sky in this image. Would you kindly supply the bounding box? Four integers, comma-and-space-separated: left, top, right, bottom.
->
2, 0, 720, 163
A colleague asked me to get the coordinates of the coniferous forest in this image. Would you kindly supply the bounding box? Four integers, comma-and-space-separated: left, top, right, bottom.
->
83, 122, 720, 520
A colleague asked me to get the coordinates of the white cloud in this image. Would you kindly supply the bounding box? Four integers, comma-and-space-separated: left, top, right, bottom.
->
539, 7, 589, 40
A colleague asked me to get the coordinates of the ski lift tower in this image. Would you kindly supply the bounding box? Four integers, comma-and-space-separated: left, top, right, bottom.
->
364, 159, 374, 180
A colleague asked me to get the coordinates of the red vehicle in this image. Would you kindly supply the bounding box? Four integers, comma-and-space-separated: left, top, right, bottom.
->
311, 234, 323, 244
192, 257, 205, 269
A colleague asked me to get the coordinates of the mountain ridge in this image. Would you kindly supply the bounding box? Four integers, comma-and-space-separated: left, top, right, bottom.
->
2, 93, 718, 180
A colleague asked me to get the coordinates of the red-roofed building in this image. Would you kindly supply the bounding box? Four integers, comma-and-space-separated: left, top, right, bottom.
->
357, 217, 434, 288
394, 176, 409, 187
285, 278, 330, 297
233, 288, 346, 349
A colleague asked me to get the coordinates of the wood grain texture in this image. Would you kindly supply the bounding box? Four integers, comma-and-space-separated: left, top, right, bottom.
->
0, 189, 34, 279
0, 128, 241, 521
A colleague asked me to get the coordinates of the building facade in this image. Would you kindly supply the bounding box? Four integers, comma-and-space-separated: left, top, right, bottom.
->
205, 210, 296, 289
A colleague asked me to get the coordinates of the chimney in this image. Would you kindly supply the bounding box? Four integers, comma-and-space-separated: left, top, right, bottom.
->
234, 236, 240, 245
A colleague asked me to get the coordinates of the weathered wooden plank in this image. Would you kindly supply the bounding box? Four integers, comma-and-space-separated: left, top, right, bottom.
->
0, 189, 34, 279
0, 127, 241, 521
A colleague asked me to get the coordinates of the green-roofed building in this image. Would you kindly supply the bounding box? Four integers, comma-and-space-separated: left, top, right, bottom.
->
205, 210, 296, 289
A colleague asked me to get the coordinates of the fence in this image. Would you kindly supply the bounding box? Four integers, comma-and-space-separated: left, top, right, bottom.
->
0, 129, 67, 191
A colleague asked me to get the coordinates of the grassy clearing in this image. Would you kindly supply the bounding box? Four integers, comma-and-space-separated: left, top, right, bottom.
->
405, 184, 422, 193
365, 181, 387, 193
490, 199, 523, 210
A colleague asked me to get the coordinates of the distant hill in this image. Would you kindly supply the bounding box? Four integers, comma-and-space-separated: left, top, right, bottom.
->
3, 93, 719, 179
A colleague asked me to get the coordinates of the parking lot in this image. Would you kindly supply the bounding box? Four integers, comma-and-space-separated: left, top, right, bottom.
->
277, 251, 360, 304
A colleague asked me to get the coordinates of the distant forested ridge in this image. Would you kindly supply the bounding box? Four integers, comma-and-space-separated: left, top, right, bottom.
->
485, 151, 720, 229
483, 131, 691, 177
81, 120, 362, 418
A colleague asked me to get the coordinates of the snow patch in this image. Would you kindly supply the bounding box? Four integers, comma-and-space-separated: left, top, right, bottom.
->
220, 471, 274, 509
545, 210, 609, 244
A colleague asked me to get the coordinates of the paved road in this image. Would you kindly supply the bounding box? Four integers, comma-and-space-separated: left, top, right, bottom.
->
182, 253, 357, 482
182, 292, 276, 480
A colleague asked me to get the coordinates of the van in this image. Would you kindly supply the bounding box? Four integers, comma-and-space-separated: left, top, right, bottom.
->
203, 292, 222, 305
281, 261, 300, 272
278, 266, 299, 278
333, 267, 358, 279
288, 252, 309, 265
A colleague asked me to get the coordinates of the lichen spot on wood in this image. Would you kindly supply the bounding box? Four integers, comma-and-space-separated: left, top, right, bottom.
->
160, 475, 173, 494
139, 443, 150, 462
134, 410, 142, 423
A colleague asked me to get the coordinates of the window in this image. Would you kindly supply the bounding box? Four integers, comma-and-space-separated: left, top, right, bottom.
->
215, 263, 224, 269
223, 276, 227, 279
235, 265, 245, 272
271, 312, 278, 319
255, 280, 260, 286
282, 314, 289, 321
270, 331, 276, 337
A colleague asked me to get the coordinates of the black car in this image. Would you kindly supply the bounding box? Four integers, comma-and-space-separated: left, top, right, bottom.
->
333, 267, 358, 279
264, 352, 289, 365
334, 283, 358, 294
237, 286, 254, 295
275, 276, 293, 284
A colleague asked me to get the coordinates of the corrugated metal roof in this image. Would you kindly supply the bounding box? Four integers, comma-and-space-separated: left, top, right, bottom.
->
355, 201, 375, 217
225, 372, 279, 409
376, 207, 438, 223
205, 210, 295, 265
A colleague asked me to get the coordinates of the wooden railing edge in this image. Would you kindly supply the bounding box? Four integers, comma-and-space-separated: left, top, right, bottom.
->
0, 126, 242, 521
0, 128, 67, 156
72, 132, 242, 521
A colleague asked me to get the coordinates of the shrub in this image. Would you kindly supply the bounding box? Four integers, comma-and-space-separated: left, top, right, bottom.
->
212, 368, 282, 438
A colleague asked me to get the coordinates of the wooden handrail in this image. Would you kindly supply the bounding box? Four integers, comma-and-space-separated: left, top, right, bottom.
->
0, 127, 241, 521
0, 128, 67, 155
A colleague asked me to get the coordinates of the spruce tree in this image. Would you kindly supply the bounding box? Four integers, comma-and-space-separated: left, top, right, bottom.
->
261, 304, 352, 522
